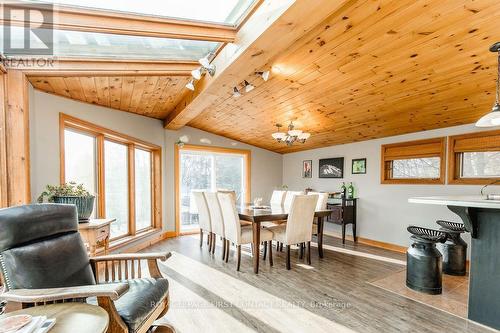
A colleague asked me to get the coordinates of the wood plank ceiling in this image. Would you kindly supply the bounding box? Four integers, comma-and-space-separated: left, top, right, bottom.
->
29, 0, 500, 153
29, 76, 190, 119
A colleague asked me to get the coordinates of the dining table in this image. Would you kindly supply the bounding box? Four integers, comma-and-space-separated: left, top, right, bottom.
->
238, 204, 332, 274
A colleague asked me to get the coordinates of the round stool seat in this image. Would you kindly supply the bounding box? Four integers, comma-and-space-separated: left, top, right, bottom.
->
436, 220, 466, 233
407, 226, 447, 243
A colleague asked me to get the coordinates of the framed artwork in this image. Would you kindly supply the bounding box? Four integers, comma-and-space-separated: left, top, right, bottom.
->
303, 160, 312, 178
352, 158, 367, 174
318, 157, 344, 178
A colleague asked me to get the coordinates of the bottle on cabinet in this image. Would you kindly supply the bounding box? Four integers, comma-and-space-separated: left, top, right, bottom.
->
346, 182, 354, 199
340, 182, 346, 198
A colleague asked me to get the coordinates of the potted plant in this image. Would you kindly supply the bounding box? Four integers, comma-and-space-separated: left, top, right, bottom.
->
37, 182, 95, 222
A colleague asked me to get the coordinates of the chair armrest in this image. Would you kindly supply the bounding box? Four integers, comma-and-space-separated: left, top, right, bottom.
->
0, 283, 129, 303
90, 252, 172, 263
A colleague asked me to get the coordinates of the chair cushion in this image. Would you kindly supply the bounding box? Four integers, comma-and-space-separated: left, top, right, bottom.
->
114, 278, 169, 333
240, 225, 273, 244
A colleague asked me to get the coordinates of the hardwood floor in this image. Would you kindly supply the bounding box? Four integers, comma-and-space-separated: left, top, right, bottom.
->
145, 235, 492, 333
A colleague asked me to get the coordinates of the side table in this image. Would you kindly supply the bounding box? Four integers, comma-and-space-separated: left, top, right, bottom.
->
78, 218, 115, 256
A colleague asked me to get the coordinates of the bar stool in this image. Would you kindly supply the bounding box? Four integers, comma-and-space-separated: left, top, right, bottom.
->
436, 220, 468, 276
406, 226, 448, 295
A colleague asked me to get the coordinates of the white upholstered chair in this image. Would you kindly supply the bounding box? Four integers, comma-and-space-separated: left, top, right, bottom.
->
204, 191, 228, 260
192, 191, 212, 250
270, 190, 287, 206
283, 191, 304, 210
269, 194, 318, 269
308, 192, 329, 211
218, 192, 274, 270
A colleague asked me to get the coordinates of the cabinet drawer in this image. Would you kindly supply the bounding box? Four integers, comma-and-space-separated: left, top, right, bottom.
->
96, 226, 110, 242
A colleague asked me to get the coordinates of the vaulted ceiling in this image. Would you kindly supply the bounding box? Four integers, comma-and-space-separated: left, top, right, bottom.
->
24, 0, 500, 153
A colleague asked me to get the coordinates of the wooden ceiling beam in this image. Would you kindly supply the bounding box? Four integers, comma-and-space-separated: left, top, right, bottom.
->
0, 3, 236, 42
5, 58, 198, 77
163, 0, 353, 130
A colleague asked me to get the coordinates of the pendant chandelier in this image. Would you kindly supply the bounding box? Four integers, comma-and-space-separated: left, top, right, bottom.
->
271, 122, 311, 146
476, 42, 500, 127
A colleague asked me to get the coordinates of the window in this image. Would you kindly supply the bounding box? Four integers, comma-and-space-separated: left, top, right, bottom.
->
60, 113, 161, 241
381, 137, 446, 184
176, 145, 250, 234
448, 130, 500, 184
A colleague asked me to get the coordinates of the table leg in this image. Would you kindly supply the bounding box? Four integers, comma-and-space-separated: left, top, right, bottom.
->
252, 221, 261, 274
318, 217, 324, 258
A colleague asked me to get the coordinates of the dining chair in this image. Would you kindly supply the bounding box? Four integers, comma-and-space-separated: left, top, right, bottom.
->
218, 190, 251, 226
270, 190, 287, 206
270, 195, 318, 269
204, 191, 227, 260
308, 191, 329, 236
218, 192, 274, 271
283, 191, 304, 210
192, 190, 213, 251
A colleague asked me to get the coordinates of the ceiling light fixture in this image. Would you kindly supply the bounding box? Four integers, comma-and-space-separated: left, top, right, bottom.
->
185, 79, 195, 91
244, 80, 255, 93
256, 70, 270, 81
198, 54, 212, 68
233, 87, 241, 98
476, 42, 500, 127
272, 121, 311, 146
191, 68, 202, 80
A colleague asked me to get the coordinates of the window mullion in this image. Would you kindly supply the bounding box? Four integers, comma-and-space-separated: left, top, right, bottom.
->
97, 134, 105, 218
128, 144, 136, 236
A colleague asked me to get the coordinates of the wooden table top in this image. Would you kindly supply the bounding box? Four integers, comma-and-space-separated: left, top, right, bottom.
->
0, 303, 109, 333
78, 218, 116, 230
238, 205, 331, 222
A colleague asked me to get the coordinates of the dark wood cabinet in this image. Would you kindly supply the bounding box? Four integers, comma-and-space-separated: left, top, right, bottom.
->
326, 198, 357, 244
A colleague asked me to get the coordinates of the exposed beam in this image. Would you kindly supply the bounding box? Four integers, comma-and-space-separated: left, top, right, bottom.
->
0, 3, 236, 42
4, 58, 198, 77
4, 70, 31, 205
164, 0, 352, 129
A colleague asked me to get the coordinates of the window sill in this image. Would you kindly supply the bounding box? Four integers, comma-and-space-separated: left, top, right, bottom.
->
448, 177, 500, 185
381, 178, 445, 185
108, 228, 162, 252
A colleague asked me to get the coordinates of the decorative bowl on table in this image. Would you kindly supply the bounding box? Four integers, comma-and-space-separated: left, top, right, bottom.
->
0, 314, 32, 333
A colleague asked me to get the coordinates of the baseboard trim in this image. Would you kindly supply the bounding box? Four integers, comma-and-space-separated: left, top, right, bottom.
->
324, 231, 407, 254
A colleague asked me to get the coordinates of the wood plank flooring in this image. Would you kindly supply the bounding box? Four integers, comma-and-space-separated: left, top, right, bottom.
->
145, 235, 494, 333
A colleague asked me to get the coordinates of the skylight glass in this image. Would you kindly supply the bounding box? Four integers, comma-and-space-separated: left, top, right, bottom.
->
24, 0, 257, 26
1, 26, 221, 60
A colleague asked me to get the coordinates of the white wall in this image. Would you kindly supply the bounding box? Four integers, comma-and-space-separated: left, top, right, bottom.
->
29, 89, 283, 234
282, 124, 500, 248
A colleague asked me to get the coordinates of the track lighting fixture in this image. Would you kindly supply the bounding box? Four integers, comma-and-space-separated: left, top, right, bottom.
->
233, 87, 241, 98
244, 80, 255, 93
191, 68, 202, 80
185, 79, 195, 91
256, 70, 270, 81
198, 54, 212, 68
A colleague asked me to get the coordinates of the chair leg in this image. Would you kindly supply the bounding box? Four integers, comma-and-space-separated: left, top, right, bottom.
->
200, 230, 203, 248
237, 245, 241, 271
212, 234, 216, 254
307, 241, 311, 265
263, 241, 267, 260
286, 245, 291, 270
250, 243, 254, 257
225, 240, 230, 263
276, 241, 280, 250
268, 241, 273, 267
222, 238, 227, 260
207, 232, 210, 245
342, 223, 346, 244
299, 243, 304, 259
280, 243, 283, 252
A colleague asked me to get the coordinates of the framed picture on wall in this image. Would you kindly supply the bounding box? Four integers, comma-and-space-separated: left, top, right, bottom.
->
352, 158, 367, 174
318, 157, 344, 178
303, 160, 312, 178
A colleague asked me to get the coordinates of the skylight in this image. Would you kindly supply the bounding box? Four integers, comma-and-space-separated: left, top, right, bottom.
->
24, 0, 257, 26
1, 26, 221, 60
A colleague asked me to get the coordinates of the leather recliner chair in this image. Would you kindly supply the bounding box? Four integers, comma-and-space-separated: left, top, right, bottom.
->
0, 204, 172, 333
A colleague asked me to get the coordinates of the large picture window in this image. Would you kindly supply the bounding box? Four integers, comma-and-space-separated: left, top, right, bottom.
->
448, 130, 500, 184
381, 137, 446, 184
60, 113, 161, 241
175, 145, 250, 234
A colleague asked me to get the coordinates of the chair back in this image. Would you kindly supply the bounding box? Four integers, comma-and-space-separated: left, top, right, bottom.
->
308, 192, 329, 211
270, 190, 287, 206
204, 192, 225, 237
217, 192, 241, 244
285, 195, 318, 245
192, 191, 211, 232
283, 191, 304, 209
217, 190, 237, 204
0, 204, 95, 290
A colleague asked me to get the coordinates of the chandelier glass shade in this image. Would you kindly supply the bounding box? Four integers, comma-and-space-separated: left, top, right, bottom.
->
272, 122, 311, 145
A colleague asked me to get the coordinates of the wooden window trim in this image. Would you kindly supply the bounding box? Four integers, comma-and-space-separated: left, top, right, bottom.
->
448, 129, 500, 185
174, 144, 251, 236
59, 113, 162, 240
0, 72, 7, 207
381, 137, 446, 185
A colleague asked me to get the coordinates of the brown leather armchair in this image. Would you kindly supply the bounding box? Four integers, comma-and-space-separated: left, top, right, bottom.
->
0, 204, 172, 333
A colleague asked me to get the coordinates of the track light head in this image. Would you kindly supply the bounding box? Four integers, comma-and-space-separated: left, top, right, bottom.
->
199, 54, 212, 68
185, 79, 195, 91
191, 67, 202, 80
233, 87, 241, 98
205, 64, 216, 77
244, 80, 255, 93
256, 70, 270, 81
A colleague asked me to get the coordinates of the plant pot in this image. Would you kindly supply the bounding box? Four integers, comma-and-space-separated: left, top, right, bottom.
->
53, 196, 95, 222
